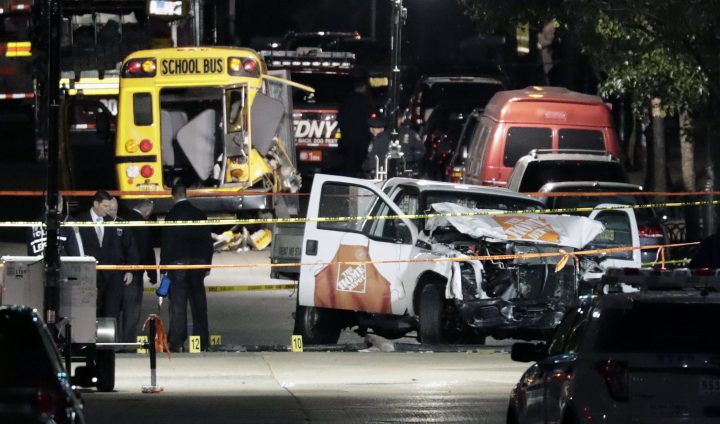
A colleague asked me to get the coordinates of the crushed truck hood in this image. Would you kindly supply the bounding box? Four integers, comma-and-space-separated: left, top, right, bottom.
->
427, 202, 605, 249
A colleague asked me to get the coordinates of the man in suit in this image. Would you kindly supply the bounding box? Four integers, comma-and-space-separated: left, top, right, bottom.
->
75, 190, 138, 320
161, 183, 213, 352
119, 199, 157, 344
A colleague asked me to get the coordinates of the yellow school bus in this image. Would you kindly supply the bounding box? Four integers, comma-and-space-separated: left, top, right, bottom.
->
115, 46, 311, 214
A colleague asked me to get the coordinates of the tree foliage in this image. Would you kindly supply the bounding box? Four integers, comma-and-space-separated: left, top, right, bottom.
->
459, 0, 720, 119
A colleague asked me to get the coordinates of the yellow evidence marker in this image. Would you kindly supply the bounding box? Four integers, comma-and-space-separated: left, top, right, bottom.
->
189, 335, 201, 353
137, 336, 148, 354
291, 335, 303, 352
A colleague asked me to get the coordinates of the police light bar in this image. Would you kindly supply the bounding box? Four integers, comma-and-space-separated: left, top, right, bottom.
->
260, 50, 355, 70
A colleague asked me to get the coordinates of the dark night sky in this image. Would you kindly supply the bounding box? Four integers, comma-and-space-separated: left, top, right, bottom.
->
234, 0, 479, 67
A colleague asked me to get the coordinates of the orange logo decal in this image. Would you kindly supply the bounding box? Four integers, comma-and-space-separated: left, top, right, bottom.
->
494, 216, 560, 244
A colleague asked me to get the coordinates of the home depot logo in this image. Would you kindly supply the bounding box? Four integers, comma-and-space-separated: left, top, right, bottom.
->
336, 263, 367, 293
494, 216, 559, 244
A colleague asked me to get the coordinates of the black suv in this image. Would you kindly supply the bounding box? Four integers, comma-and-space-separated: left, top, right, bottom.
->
0, 306, 85, 424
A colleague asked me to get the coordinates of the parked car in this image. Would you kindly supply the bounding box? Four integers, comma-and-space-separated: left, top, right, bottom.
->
506, 149, 627, 193
537, 181, 669, 265
421, 104, 472, 180
0, 306, 85, 424
464, 86, 622, 187
287, 175, 641, 345
507, 269, 720, 424
443, 108, 482, 183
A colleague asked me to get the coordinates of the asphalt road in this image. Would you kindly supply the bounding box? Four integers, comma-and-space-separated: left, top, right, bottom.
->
0, 243, 526, 423
81, 351, 527, 424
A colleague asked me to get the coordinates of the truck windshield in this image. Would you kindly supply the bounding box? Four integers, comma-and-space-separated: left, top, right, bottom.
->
518, 162, 626, 192
422, 190, 543, 212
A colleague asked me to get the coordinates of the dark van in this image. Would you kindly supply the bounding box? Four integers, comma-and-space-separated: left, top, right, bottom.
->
464, 86, 621, 187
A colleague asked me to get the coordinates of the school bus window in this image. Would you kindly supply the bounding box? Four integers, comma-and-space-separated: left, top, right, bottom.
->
226, 87, 247, 133
133, 93, 153, 126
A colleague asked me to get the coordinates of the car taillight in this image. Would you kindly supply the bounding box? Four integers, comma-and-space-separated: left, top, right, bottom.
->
638, 225, 664, 239
601, 360, 629, 401
450, 166, 464, 183
122, 58, 157, 78
139, 139, 153, 152
140, 165, 154, 178
695, 268, 714, 276
35, 391, 54, 415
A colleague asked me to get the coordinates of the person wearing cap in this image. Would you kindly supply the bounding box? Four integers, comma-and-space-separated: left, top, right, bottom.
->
363, 113, 425, 178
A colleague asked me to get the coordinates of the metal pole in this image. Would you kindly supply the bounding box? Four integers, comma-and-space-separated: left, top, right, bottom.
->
387, 0, 405, 178
149, 318, 157, 387
44, 0, 62, 325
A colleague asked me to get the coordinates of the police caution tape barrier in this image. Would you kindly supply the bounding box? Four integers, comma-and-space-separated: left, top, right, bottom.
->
5, 198, 720, 228
142, 283, 297, 293
93, 241, 700, 273
0, 190, 307, 197
3, 189, 720, 198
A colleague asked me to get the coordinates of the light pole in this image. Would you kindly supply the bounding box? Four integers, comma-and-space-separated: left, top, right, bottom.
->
387, 0, 406, 178
42, 0, 62, 326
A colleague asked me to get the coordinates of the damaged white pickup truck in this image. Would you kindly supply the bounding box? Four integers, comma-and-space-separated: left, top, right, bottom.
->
294, 175, 642, 344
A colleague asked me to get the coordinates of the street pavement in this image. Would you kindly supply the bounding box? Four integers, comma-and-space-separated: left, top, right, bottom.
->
82, 351, 527, 424
2, 242, 527, 423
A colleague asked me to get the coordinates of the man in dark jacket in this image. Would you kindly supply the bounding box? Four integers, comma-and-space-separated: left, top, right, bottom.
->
120, 199, 156, 344
161, 183, 213, 352
75, 190, 139, 320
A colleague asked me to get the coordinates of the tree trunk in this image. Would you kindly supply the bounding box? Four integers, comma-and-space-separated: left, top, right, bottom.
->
679, 112, 695, 191
651, 98, 666, 193
680, 111, 701, 242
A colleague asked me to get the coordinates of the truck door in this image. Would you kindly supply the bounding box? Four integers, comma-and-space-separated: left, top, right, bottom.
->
299, 174, 418, 315
587, 204, 641, 269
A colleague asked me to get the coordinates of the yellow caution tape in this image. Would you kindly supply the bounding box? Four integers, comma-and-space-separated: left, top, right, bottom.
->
142, 283, 297, 293
9, 198, 715, 229
102, 241, 700, 272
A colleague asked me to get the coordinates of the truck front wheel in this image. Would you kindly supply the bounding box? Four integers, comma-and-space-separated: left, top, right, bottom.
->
294, 305, 341, 345
419, 284, 446, 344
